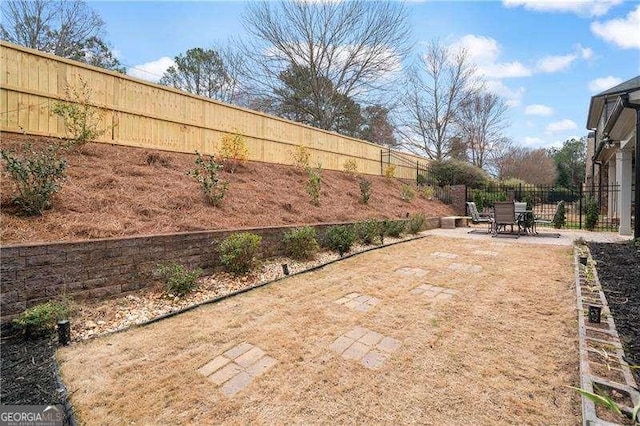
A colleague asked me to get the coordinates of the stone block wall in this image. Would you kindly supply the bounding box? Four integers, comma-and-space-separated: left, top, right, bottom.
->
1, 219, 438, 322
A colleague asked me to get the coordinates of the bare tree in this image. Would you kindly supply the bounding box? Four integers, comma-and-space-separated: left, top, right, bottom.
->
1, 0, 123, 71
459, 92, 509, 169
495, 146, 557, 186
241, 0, 412, 133
399, 40, 478, 160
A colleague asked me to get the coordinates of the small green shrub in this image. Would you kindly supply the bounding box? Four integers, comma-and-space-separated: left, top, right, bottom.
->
0, 145, 67, 216
188, 152, 229, 207
383, 220, 405, 238
13, 300, 70, 336
359, 177, 372, 204
51, 77, 106, 150
155, 262, 202, 296
585, 197, 599, 231
419, 185, 435, 200
406, 213, 426, 234
416, 173, 427, 186
220, 232, 262, 275
282, 226, 319, 260
473, 191, 485, 212
323, 225, 355, 256
355, 219, 381, 245
552, 200, 566, 229
306, 165, 322, 206
401, 184, 415, 202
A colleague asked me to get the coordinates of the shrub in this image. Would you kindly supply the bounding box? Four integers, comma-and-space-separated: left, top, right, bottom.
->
355, 219, 381, 245
306, 165, 322, 206
416, 173, 427, 186
188, 152, 228, 207
291, 144, 310, 171
220, 232, 262, 275
473, 190, 485, 212
359, 177, 372, 204
343, 159, 358, 177
384, 164, 396, 178
429, 159, 489, 188
407, 213, 426, 234
383, 219, 405, 238
323, 225, 355, 256
552, 200, 566, 229
401, 184, 415, 202
51, 77, 106, 150
0, 145, 67, 216
155, 262, 202, 296
283, 226, 319, 260
219, 130, 249, 173
13, 300, 70, 336
585, 197, 599, 231
419, 185, 435, 200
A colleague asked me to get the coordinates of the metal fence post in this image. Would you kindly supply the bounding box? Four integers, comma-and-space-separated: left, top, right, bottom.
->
579, 186, 583, 229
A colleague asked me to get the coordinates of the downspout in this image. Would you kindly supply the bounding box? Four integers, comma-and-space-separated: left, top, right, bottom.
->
621, 94, 640, 239
590, 128, 598, 197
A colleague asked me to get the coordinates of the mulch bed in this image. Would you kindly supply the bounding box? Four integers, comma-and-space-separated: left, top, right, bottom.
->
0, 323, 64, 405
589, 240, 640, 385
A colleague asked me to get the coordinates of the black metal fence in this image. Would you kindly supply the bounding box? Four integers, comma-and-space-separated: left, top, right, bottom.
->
466, 183, 625, 231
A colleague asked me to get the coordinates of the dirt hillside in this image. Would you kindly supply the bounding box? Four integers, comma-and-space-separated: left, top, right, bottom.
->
0, 133, 454, 245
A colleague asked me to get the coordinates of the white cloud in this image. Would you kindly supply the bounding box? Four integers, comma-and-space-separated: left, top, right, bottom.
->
525, 104, 554, 116
502, 0, 622, 17
454, 35, 531, 79
536, 45, 594, 73
591, 5, 640, 50
545, 119, 578, 133
588, 76, 624, 93
127, 57, 175, 82
484, 80, 525, 107
577, 44, 594, 59
536, 54, 576, 73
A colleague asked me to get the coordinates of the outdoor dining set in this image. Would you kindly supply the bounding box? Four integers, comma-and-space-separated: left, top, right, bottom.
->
466, 201, 560, 238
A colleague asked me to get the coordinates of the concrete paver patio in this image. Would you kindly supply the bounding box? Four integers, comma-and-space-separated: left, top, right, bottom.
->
58, 233, 585, 424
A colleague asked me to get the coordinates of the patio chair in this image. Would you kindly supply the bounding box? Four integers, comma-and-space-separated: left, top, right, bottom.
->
466, 202, 493, 233
534, 201, 564, 232
492, 201, 519, 237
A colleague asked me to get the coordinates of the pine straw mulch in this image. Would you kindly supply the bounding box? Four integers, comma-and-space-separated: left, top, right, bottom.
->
0, 133, 454, 245
58, 236, 582, 425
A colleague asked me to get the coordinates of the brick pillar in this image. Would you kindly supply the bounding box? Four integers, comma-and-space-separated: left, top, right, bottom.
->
451, 185, 467, 216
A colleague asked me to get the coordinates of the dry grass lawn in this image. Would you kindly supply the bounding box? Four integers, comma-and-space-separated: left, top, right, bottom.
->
58, 235, 581, 425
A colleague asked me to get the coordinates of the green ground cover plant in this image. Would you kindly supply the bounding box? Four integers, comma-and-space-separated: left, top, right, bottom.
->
282, 226, 319, 260
220, 232, 262, 275
155, 262, 202, 296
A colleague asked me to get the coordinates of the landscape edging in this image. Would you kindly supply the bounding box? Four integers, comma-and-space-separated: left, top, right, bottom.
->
574, 245, 640, 425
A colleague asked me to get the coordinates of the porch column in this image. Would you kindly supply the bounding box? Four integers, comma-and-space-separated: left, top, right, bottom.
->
616, 149, 633, 235
608, 160, 616, 216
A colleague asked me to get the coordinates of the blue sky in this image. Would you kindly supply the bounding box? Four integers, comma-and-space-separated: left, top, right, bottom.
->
90, 0, 640, 150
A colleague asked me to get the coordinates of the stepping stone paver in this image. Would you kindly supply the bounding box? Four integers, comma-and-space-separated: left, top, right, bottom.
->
410, 284, 457, 301
330, 327, 401, 370
395, 267, 428, 277
198, 342, 277, 397
447, 263, 483, 273
335, 293, 380, 312
430, 252, 458, 259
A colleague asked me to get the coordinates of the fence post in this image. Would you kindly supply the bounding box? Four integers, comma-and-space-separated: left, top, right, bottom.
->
579, 186, 583, 229
380, 149, 383, 175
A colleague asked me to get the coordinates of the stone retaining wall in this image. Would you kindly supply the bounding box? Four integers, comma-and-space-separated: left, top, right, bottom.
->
1, 218, 440, 321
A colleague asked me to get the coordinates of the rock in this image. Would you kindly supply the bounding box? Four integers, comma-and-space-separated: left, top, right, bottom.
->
85, 320, 97, 329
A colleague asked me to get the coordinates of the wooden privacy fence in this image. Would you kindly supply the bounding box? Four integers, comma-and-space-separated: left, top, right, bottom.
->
0, 41, 428, 179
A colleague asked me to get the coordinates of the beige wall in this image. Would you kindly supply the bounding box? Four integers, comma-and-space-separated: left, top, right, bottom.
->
0, 41, 428, 179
